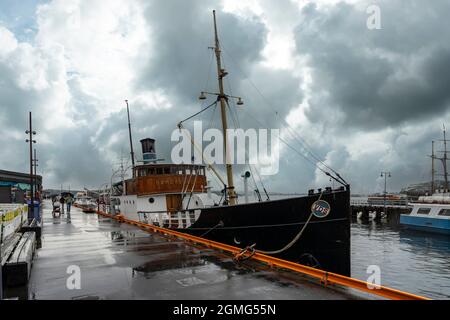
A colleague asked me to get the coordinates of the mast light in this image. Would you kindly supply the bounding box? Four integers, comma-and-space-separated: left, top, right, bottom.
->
199, 92, 207, 100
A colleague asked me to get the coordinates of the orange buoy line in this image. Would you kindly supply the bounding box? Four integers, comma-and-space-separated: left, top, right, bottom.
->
96, 210, 430, 301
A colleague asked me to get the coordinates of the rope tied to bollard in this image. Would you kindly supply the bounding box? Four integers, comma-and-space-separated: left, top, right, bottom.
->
233, 244, 256, 262
321, 271, 329, 287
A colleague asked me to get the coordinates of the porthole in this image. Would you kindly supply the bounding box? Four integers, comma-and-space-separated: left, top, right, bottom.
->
149, 197, 155, 204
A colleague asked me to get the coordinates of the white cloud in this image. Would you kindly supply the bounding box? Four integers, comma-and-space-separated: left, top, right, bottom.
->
35, 0, 152, 117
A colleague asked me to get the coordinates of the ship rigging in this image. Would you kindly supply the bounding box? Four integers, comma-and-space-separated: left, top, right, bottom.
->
113, 10, 352, 276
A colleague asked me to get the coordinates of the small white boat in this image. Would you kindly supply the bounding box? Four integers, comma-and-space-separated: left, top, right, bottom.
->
76, 196, 97, 213
400, 194, 450, 234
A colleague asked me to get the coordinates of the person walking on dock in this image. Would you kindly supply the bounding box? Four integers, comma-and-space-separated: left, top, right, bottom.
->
65, 194, 73, 214
65, 194, 73, 222
59, 195, 65, 215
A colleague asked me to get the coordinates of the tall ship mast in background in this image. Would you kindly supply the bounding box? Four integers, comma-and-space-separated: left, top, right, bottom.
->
430, 125, 449, 194
400, 125, 450, 234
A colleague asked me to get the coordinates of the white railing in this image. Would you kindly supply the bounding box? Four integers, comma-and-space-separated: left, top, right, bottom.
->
0, 204, 28, 243
350, 200, 411, 208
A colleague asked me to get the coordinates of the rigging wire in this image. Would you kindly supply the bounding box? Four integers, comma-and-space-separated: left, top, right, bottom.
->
178, 100, 218, 127
203, 50, 215, 95
225, 97, 270, 200
220, 45, 346, 185
223, 72, 270, 199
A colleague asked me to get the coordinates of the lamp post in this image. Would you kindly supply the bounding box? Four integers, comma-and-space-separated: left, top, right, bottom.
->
33, 148, 39, 197
380, 171, 391, 215
25, 112, 37, 222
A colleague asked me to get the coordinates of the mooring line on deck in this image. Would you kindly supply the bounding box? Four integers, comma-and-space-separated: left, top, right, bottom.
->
95, 210, 430, 301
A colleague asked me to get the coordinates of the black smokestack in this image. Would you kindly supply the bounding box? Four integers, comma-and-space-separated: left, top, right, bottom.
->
140, 138, 156, 164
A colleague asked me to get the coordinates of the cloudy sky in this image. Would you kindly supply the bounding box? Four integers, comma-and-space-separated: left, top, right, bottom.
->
1, 0, 449, 194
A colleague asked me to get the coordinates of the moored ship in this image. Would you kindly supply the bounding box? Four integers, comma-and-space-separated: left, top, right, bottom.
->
114, 11, 351, 276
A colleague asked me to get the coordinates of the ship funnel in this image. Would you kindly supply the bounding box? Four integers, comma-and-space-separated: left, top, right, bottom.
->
140, 138, 156, 164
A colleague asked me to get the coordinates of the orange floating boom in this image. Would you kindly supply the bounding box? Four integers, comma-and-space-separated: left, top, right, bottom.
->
96, 210, 429, 301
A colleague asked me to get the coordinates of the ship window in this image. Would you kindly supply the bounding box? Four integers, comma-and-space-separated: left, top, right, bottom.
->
149, 197, 155, 204
438, 209, 450, 216
417, 208, 431, 215
164, 167, 170, 174
157, 168, 163, 174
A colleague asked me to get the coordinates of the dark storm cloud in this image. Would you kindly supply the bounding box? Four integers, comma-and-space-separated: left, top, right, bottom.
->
295, 0, 450, 130
124, 0, 307, 191
138, 0, 266, 105
135, 0, 303, 130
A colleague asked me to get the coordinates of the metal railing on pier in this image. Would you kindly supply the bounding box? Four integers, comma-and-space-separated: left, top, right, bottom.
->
350, 199, 411, 209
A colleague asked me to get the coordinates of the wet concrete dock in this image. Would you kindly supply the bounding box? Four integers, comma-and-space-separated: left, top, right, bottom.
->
21, 201, 370, 300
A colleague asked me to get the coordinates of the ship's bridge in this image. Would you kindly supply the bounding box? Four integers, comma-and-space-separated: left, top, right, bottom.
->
134, 164, 206, 177
126, 164, 207, 196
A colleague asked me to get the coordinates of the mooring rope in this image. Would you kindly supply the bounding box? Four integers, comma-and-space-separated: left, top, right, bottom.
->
255, 191, 324, 255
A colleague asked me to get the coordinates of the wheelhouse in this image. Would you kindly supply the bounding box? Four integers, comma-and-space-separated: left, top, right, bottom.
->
125, 164, 207, 196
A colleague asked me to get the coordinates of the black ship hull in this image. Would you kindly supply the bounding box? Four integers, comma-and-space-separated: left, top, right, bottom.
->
178, 187, 351, 276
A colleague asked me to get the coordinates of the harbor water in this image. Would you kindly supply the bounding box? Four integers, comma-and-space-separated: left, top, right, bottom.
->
267, 194, 450, 299
351, 219, 450, 300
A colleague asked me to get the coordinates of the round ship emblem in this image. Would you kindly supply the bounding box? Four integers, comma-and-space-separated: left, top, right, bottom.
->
311, 200, 331, 218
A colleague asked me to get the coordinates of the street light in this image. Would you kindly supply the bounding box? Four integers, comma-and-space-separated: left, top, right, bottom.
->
199, 91, 244, 106
380, 171, 391, 215
25, 111, 37, 222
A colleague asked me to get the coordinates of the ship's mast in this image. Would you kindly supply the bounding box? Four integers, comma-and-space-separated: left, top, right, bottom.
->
125, 100, 136, 178
212, 10, 237, 205
435, 124, 450, 193
442, 125, 449, 192
430, 141, 435, 194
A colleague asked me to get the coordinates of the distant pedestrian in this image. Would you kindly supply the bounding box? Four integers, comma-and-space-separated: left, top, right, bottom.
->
66, 195, 73, 214
60, 196, 65, 214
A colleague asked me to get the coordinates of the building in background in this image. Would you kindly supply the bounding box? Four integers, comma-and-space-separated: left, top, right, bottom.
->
0, 169, 42, 203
